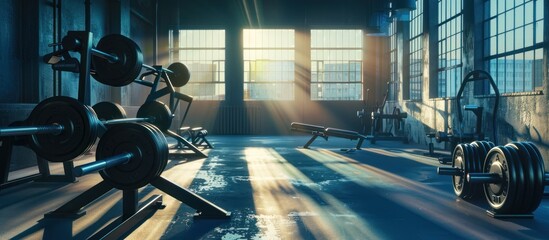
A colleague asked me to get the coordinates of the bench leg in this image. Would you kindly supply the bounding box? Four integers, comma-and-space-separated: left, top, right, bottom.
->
165, 130, 207, 158
303, 135, 319, 149
356, 138, 365, 150
204, 138, 213, 148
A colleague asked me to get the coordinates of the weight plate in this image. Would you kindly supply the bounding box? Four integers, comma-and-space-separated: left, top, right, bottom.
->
136, 100, 172, 132
470, 141, 486, 175
472, 141, 494, 174
97, 122, 167, 190
521, 142, 545, 213
507, 142, 535, 213
466, 143, 483, 198
28, 96, 98, 162
92, 102, 127, 121
92, 34, 143, 87
166, 62, 191, 87
452, 144, 474, 198
134, 122, 167, 180
504, 145, 525, 213
482, 146, 518, 213
138, 122, 168, 177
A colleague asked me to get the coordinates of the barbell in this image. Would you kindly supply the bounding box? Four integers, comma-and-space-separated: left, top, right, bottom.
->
48, 34, 190, 88
437, 141, 495, 199
73, 122, 168, 190
0, 97, 172, 162
90, 34, 190, 87
466, 142, 546, 214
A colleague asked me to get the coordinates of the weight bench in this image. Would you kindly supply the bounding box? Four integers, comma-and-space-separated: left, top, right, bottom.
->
177, 126, 213, 149
290, 122, 367, 149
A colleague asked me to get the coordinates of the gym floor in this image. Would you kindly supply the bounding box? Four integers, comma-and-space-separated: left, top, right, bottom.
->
2, 136, 549, 239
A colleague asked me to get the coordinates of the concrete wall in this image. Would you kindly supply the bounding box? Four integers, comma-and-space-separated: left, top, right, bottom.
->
388, 0, 549, 167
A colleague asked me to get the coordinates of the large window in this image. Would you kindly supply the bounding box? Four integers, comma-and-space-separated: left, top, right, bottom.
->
389, 19, 398, 101
437, 0, 463, 97
409, 0, 423, 100
483, 0, 544, 93
243, 29, 295, 100
310, 30, 363, 100
169, 30, 225, 100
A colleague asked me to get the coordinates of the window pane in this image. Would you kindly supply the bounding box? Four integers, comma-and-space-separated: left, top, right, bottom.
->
310, 29, 363, 101
171, 30, 226, 100
483, 0, 544, 93
437, 0, 463, 97
243, 29, 295, 100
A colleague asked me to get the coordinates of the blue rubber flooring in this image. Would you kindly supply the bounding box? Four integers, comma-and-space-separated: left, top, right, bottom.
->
2, 135, 549, 239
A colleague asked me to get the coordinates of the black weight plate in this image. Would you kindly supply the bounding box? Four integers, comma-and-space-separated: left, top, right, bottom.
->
522, 142, 545, 213
473, 141, 494, 174
503, 145, 525, 213
478, 141, 495, 170
130, 122, 166, 179
136, 100, 172, 132
97, 123, 165, 190
92, 102, 128, 121
28, 96, 98, 162
92, 34, 143, 87
471, 141, 486, 175
484, 141, 495, 149
507, 142, 535, 213
483, 146, 518, 213
451, 144, 473, 198
466, 143, 483, 198
84, 104, 101, 150
137, 122, 168, 182
138, 122, 168, 178
166, 62, 190, 87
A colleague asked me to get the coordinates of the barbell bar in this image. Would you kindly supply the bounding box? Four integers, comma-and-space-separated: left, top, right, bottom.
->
0, 124, 64, 137
73, 152, 132, 177
437, 141, 494, 199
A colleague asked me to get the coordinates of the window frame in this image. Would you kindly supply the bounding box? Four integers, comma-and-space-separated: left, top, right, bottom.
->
169, 29, 226, 101
310, 29, 364, 101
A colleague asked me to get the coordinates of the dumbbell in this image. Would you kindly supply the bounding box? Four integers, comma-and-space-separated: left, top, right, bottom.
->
0, 97, 170, 162
437, 141, 495, 199
73, 122, 168, 190
90, 34, 189, 87
467, 142, 546, 214
92, 101, 173, 132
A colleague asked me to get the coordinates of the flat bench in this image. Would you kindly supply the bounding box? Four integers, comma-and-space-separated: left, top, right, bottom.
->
290, 122, 366, 149
177, 126, 213, 149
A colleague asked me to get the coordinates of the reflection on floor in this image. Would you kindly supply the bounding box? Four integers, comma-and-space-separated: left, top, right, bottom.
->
1, 136, 549, 239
